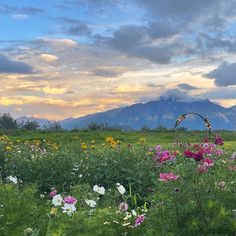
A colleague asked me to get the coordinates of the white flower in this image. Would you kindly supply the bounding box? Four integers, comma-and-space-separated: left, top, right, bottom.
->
79, 174, 83, 178
85, 199, 97, 208
52, 194, 63, 206
62, 203, 76, 215
116, 183, 126, 195
93, 185, 105, 195
6, 176, 18, 184
131, 209, 137, 216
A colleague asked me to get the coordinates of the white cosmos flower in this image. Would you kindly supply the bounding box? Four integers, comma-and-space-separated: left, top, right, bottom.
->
62, 203, 76, 215
52, 194, 63, 206
6, 176, 18, 184
85, 199, 97, 208
93, 185, 105, 195
131, 209, 137, 216
116, 183, 126, 195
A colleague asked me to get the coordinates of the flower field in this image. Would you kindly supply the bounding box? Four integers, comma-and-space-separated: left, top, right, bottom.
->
0, 131, 235, 235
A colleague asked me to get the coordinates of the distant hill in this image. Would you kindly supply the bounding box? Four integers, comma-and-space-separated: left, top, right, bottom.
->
16, 116, 50, 128
61, 96, 236, 130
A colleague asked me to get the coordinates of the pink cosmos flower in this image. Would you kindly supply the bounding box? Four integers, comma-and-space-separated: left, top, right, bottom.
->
184, 149, 194, 158
215, 135, 224, 146
63, 196, 77, 205
197, 165, 208, 173
193, 150, 204, 161
159, 172, 179, 182
119, 202, 128, 212
202, 158, 214, 167
134, 215, 145, 227
49, 190, 57, 198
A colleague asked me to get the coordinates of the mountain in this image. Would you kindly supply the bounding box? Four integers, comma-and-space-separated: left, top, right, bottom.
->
16, 116, 50, 128
61, 96, 236, 130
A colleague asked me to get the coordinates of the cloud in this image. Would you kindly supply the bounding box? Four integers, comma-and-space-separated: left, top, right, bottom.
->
35, 38, 77, 47
11, 14, 29, 20
0, 4, 44, 16
91, 67, 126, 77
40, 54, 58, 62
101, 24, 189, 64
178, 83, 198, 90
205, 62, 236, 86
0, 54, 34, 74
59, 17, 91, 36
201, 87, 236, 99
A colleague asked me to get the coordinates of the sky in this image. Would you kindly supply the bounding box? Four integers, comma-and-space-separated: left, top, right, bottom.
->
1, 0, 236, 120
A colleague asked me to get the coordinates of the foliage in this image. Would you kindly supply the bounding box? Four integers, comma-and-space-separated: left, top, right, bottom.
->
0, 132, 235, 235
0, 113, 18, 130
21, 120, 40, 130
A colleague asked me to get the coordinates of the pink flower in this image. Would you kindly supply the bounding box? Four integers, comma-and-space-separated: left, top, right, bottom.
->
49, 190, 57, 198
197, 165, 208, 173
159, 172, 179, 182
193, 150, 204, 161
184, 149, 194, 158
134, 215, 145, 227
119, 202, 128, 212
215, 135, 224, 146
63, 196, 77, 205
202, 158, 214, 167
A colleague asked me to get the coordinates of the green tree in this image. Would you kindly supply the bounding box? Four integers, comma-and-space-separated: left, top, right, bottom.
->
22, 120, 40, 130
0, 113, 18, 130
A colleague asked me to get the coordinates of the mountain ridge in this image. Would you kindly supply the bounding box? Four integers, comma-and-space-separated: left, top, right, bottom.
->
16, 95, 236, 130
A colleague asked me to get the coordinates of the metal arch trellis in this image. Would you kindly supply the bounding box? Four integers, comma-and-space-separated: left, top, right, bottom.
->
174, 112, 212, 145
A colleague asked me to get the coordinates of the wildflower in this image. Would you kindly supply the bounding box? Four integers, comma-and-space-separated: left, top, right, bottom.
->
128, 144, 133, 148
131, 209, 137, 216
23, 228, 33, 235
197, 165, 208, 173
85, 199, 97, 208
215, 135, 224, 146
117, 183, 126, 194
184, 149, 194, 158
231, 152, 236, 160
218, 181, 226, 188
202, 158, 214, 168
5, 146, 12, 151
159, 173, 179, 182
81, 143, 87, 150
93, 185, 105, 195
63, 196, 77, 205
52, 194, 63, 206
193, 150, 204, 161
119, 202, 128, 212
40, 194, 45, 199
134, 215, 145, 227
49, 190, 57, 198
62, 203, 76, 215
6, 176, 18, 184
50, 207, 57, 216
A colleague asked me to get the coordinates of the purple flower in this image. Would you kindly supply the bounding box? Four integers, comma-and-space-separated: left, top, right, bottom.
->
63, 196, 77, 205
134, 215, 145, 227
119, 202, 128, 212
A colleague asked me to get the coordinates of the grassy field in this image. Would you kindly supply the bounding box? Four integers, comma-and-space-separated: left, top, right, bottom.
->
3, 129, 236, 148
0, 129, 235, 235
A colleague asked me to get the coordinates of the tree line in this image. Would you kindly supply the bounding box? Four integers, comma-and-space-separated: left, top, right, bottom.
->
0, 113, 62, 131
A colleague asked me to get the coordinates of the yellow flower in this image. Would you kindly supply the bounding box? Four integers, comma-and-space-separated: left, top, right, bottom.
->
147, 151, 154, 156
5, 146, 12, 151
81, 143, 87, 150
91, 140, 95, 144
139, 137, 145, 143
106, 136, 114, 144
50, 207, 57, 216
